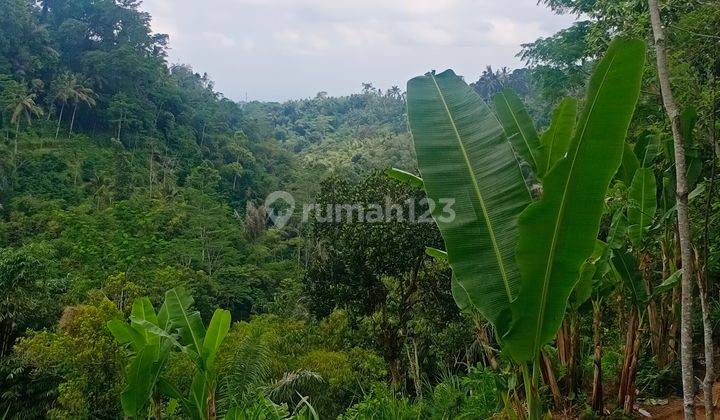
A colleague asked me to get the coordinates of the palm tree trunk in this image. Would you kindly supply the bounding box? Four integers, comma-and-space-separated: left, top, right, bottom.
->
14, 120, 20, 168
13, 118, 20, 158
55, 103, 64, 141
116, 110, 124, 142
69, 103, 78, 139
648, 1, 696, 417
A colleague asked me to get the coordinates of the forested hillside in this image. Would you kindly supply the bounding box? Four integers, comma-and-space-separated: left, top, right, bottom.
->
0, 0, 718, 419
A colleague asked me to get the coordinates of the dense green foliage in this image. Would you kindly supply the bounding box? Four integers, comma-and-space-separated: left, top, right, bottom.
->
0, 0, 718, 419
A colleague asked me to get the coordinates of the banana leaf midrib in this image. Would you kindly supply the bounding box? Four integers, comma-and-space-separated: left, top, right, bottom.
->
429, 73, 514, 302
531, 53, 618, 351
497, 91, 538, 169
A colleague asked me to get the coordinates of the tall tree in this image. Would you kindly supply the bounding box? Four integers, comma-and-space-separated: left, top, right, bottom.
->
648, 1, 696, 418
52, 72, 74, 141
7, 91, 43, 165
66, 74, 96, 138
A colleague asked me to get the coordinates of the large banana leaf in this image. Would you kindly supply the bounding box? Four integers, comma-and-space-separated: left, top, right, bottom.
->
570, 240, 606, 310
541, 97, 577, 174
681, 107, 703, 189
407, 70, 531, 334
202, 308, 231, 370
617, 142, 640, 185
627, 167, 657, 247
190, 371, 209, 419
635, 132, 660, 167
120, 345, 159, 417
107, 319, 146, 351
607, 210, 628, 250
612, 250, 648, 307
165, 287, 206, 358
493, 88, 546, 176
131, 297, 160, 346
652, 269, 682, 297
504, 38, 646, 362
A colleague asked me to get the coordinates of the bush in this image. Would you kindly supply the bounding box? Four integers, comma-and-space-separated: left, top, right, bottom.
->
13, 293, 125, 419
338, 384, 421, 420
423, 367, 500, 419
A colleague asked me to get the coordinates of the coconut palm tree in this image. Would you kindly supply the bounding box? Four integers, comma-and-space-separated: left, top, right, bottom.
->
52, 72, 75, 141
66, 74, 96, 139
8, 92, 43, 165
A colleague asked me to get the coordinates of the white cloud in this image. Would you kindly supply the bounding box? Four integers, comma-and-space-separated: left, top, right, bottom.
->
273, 29, 331, 55
140, 0, 576, 101
485, 17, 546, 47
203, 31, 237, 47
395, 21, 455, 46
332, 22, 391, 48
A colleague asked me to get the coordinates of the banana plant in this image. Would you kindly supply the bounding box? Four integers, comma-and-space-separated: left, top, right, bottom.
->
407, 67, 532, 337
108, 297, 173, 418
160, 287, 231, 420
611, 250, 648, 411
110, 288, 232, 420
406, 37, 645, 418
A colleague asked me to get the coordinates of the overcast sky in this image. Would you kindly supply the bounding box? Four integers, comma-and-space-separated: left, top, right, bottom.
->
140, 0, 576, 102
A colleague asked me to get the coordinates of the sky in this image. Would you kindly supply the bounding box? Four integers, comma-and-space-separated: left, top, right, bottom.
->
140, 0, 576, 102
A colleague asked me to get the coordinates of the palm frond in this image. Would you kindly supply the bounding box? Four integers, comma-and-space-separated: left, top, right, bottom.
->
266, 370, 324, 404
218, 327, 272, 411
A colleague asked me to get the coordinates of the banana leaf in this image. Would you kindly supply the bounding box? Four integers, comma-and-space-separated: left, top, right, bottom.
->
617, 142, 640, 185
504, 38, 646, 362
425, 247, 447, 261
407, 70, 531, 334
612, 250, 648, 307
190, 371, 209, 419
107, 319, 147, 352
120, 345, 159, 417
635, 132, 660, 167
385, 167, 424, 189
202, 308, 231, 370
131, 297, 160, 345
607, 210, 628, 250
164, 287, 206, 359
627, 167, 657, 247
493, 88, 546, 176
541, 97, 577, 175
652, 269, 682, 297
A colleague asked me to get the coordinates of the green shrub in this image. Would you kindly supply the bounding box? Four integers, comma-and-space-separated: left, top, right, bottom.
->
338, 384, 421, 420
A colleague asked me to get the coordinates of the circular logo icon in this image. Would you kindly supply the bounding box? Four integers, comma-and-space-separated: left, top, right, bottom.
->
264, 191, 295, 228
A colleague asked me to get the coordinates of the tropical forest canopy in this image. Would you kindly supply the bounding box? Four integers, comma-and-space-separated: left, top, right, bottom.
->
0, 0, 718, 419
